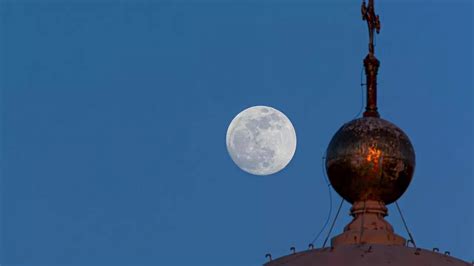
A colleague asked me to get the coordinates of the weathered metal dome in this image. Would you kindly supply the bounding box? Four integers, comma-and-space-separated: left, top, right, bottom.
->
325, 117, 415, 204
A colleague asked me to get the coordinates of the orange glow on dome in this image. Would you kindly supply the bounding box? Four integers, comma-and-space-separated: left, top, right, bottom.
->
366, 146, 382, 163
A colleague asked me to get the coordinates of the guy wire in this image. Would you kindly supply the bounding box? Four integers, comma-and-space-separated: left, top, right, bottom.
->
322, 197, 344, 248
310, 155, 333, 245
310, 183, 332, 245
354, 66, 366, 119
395, 201, 417, 248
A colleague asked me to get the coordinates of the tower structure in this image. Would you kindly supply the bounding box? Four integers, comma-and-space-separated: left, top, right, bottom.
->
264, 1, 470, 265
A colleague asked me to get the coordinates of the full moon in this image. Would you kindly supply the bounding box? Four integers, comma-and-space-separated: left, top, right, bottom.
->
226, 106, 297, 175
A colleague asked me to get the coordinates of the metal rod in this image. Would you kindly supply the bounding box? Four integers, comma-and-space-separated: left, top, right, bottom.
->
363, 54, 380, 117
395, 201, 417, 248
322, 198, 344, 248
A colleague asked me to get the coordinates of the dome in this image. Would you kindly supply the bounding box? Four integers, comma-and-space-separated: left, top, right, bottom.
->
263, 1, 471, 264
262, 199, 471, 266
264, 244, 470, 266
325, 117, 415, 204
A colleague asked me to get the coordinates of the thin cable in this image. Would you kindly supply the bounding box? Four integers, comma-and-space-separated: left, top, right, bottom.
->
353, 66, 365, 119
310, 183, 332, 245
321, 153, 330, 185
395, 201, 417, 248
310, 155, 333, 245
322, 198, 344, 248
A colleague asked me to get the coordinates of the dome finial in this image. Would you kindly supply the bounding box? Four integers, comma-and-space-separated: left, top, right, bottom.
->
325, 0, 415, 246
361, 0, 381, 118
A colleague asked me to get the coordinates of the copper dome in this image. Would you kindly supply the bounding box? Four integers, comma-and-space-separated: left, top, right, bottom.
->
325, 117, 415, 204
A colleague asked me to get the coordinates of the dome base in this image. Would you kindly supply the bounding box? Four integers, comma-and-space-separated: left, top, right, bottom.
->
331, 201, 406, 247
264, 244, 470, 266
264, 201, 470, 265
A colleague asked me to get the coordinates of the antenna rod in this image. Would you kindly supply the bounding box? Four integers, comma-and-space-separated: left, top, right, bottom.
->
361, 0, 381, 118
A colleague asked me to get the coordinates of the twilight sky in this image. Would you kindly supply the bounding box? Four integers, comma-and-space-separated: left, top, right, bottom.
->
1, 0, 472, 265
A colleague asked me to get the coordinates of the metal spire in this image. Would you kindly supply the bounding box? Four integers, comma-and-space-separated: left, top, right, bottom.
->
361, 0, 381, 118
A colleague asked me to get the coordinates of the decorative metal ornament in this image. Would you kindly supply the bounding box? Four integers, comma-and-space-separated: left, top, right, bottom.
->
325, 117, 415, 204
325, 0, 415, 205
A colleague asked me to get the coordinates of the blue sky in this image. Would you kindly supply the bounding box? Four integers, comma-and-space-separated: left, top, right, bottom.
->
1, 0, 472, 265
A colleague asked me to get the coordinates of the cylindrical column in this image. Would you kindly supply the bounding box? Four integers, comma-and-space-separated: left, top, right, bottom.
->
363, 53, 380, 117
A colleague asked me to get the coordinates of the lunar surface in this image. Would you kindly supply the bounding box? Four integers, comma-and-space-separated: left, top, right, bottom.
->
226, 106, 297, 175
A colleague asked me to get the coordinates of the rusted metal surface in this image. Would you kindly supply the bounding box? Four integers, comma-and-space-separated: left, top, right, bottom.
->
325, 117, 415, 204
363, 54, 380, 118
361, 0, 381, 55
264, 244, 470, 266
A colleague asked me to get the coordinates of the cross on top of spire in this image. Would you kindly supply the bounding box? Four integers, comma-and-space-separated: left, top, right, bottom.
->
361, 0, 381, 55
361, 0, 381, 118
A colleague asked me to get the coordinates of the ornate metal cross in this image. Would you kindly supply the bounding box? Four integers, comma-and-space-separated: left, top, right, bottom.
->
361, 0, 381, 55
